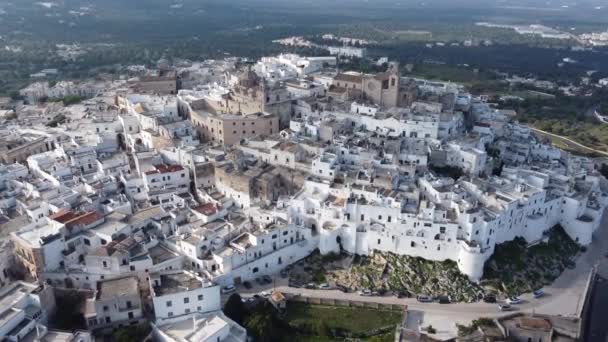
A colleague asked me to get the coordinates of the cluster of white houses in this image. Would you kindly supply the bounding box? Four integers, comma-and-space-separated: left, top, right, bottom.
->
0, 53, 606, 340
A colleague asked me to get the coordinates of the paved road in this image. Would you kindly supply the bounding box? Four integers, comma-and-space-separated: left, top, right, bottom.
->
583, 275, 608, 342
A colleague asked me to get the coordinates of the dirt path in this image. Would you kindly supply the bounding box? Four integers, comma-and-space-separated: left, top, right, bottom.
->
530, 127, 608, 157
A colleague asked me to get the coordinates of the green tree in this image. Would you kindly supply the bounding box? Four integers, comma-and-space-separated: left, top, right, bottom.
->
599, 164, 608, 179
113, 324, 151, 342
244, 302, 286, 342
224, 293, 247, 325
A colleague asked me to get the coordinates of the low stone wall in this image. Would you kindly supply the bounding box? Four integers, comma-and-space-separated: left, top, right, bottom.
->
287, 294, 406, 312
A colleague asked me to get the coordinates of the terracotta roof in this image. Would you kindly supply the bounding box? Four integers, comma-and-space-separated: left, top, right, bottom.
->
50, 210, 80, 223
64, 211, 103, 228
334, 73, 363, 84
93, 236, 138, 257
192, 203, 218, 216
145, 164, 185, 175
270, 291, 286, 303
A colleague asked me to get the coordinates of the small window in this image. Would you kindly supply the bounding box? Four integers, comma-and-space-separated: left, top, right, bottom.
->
168, 312, 173, 317
198, 294, 203, 301
184, 297, 189, 304
166, 301, 172, 307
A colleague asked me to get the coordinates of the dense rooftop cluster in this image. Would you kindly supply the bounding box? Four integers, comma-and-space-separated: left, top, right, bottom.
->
0, 53, 605, 341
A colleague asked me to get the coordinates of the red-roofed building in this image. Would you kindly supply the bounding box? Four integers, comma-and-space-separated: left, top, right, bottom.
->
144, 164, 184, 175
62, 211, 105, 235
49, 210, 80, 224
142, 164, 190, 196
193, 203, 217, 216
191, 203, 224, 223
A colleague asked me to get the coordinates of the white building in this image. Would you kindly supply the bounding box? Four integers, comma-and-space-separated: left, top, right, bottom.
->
0, 282, 56, 341
151, 311, 247, 342
327, 46, 367, 58
150, 271, 222, 320
85, 276, 144, 329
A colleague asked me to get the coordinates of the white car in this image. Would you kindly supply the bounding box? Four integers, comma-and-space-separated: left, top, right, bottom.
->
259, 291, 270, 297
358, 289, 372, 296
221, 285, 236, 294
498, 304, 513, 311
506, 296, 522, 305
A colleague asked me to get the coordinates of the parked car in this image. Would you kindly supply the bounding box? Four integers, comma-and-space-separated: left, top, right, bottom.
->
565, 260, 576, 269
438, 295, 451, 304
506, 296, 522, 305
243, 281, 253, 290
319, 283, 331, 290
533, 289, 545, 298
262, 275, 273, 284
417, 295, 433, 303
259, 291, 270, 297
359, 289, 372, 296
288, 280, 303, 288
221, 285, 236, 294
336, 284, 350, 293
380, 290, 394, 297
483, 294, 497, 303
305, 283, 316, 289
397, 291, 411, 299
498, 304, 513, 311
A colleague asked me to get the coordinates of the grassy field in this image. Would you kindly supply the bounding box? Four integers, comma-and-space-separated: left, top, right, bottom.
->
532, 128, 606, 157
283, 303, 401, 341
